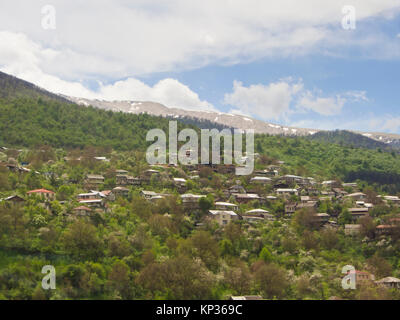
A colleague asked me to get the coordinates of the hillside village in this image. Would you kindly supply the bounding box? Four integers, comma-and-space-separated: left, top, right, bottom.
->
1, 144, 400, 300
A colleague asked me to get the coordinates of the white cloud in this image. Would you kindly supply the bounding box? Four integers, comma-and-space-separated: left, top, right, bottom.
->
95, 78, 215, 111
297, 90, 369, 116
0, 31, 214, 111
345, 91, 369, 102
223, 79, 370, 120
0, 1, 399, 80
297, 92, 346, 116
224, 79, 303, 120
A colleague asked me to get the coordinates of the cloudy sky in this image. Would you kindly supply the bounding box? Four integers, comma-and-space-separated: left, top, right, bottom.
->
1, 0, 400, 133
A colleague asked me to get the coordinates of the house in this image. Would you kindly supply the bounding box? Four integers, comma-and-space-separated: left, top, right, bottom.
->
144, 169, 160, 177
342, 182, 358, 188
314, 213, 330, 225
383, 196, 400, 206
228, 185, 246, 195
116, 174, 129, 185
85, 174, 105, 187
276, 188, 298, 197
112, 187, 130, 197
281, 174, 303, 184
285, 203, 298, 217
345, 192, 367, 201
250, 176, 272, 185
208, 210, 239, 226
140, 190, 159, 199
321, 191, 335, 197
1, 195, 25, 203
300, 196, 310, 203
215, 201, 238, 211
127, 176, 141, 186
173, 178, 187, 187
333, 188, 348, 198
347, 270, 375, 286
173, 178, 187, 193
297, 201, 318, 210
325, 220, 339, 229
302, 177, 315, 186
348, 208, 369, 221
234, 193, 261, 204
73, 206, 92, 216
265, 170, 279, 177
375, 277, 400, 289
93, 156, 109, 162
27, 189, 55, 201
345, 224, 361, 236
304, 186, 319, 196
181, 193, 206, 209
77, 192, 103, 201
254, 170, 268, 176
267, 164, 281, 172
78, 198, 104, 208
376, 225, 395, 235
245, 209, 274, 221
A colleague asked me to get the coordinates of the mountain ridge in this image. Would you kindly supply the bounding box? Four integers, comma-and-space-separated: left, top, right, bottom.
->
65, 95, 400, 149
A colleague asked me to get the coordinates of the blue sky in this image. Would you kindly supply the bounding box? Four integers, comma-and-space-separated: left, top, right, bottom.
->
0, 1, 400, 133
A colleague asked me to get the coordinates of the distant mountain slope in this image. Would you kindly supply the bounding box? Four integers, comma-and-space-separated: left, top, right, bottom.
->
65, 97, 317, 136
66, 96, 400, 149
306, 130, 398, 152
0, 71, 69, 103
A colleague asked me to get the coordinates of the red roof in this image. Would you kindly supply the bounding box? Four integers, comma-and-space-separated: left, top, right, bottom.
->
27, 189, 55, 194
73, 206, 92, 211
377, 225, 393, 229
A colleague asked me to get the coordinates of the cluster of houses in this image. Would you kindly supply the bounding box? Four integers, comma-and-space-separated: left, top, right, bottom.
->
1, 156, 400, 233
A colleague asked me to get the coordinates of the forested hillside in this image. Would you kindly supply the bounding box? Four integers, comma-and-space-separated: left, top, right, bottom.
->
0, 97, 176, 150
306, 130, 397, 152
255, 134, 400, 193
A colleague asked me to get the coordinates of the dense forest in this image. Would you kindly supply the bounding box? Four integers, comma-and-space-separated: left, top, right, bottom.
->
306, 130, 398, 152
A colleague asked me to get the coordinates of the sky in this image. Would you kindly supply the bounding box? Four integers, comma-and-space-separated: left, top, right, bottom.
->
0, 0, 400, 133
